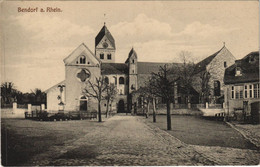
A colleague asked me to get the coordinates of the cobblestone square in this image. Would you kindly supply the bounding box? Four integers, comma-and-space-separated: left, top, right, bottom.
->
2, 115, 260, 166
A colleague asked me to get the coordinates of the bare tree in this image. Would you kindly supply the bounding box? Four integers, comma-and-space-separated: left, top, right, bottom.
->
83, 77, 107, 122
199, 71, 211, 104
105, 83, 117, 118
177, 51, 196, 104
149, 64, 176, 130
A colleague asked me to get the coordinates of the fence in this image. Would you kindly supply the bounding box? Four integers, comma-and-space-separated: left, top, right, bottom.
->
156, 103, 222, 110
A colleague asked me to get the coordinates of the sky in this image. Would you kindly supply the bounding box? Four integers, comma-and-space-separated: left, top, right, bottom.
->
1, 1, 259, 92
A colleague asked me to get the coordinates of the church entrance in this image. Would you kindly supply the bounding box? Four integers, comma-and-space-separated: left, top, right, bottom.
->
118, 100, 125, 113
80, 96, 88, 111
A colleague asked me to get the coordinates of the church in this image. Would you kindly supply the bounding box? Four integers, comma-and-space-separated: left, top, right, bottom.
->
46, 23, 160, 114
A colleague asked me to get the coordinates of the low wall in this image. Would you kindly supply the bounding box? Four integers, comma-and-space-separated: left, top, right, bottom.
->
1, 108, 26, 118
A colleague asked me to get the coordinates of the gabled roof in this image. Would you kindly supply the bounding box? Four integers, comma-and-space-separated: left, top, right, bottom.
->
224, 51, 259, 84
95, 24, 115, 48
125, 48, 137, 63
137, 62, 180, 74
101, 63, 128, 75
63, 43, 100, 65
194, 46, 225, 73
45, 80, 65, 93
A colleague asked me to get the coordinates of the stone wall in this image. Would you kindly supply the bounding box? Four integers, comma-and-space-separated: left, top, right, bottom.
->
207, 47, 236, 98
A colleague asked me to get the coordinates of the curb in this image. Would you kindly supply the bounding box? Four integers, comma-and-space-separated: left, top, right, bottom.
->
225, 121, 260, 150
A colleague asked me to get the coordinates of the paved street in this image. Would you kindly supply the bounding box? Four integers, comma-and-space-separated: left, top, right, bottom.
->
20, 115, 259, 166
24, 116, 213, 166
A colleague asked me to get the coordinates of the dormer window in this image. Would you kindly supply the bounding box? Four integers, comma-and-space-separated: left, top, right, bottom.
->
79, 56, 86, 64
235, 67, 242, 76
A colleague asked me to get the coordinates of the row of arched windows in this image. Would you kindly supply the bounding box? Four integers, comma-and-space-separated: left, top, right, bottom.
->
100, 53, 112, 60
77, 55, 90, 65
104, 76, 125, 85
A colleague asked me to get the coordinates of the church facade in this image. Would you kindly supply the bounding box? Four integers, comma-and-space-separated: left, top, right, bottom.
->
46, 24, 143, 114
45, 24, 235, 114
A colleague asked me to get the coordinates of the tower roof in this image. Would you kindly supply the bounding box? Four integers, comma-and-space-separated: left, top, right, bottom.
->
125, 48, 137, 63
95, 24, 115, 48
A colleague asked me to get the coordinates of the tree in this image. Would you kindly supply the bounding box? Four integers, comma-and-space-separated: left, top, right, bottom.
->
199, 70, 211, 104
149, 64, 176, 130
82, 77, 107, 122
1, 82, 15, 104
135, 80, 158, 122
104, 83, 117, 118
31, 88, 46, 105
177, 51, 196, 104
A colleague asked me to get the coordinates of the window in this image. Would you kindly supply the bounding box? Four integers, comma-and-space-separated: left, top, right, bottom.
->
214, 81, 220, 96
107, 54, 111, 60
132, 70, 134, 73
231, 86, 234, 99
79, 56, 86, 64
253, 84, 259, 98
224, 61, 227, 68
249, 85, 253, 98
104, 103, 106, 107
119, 77, 124, 84
131, 84, 135, 90
104, 77, 109, 84
100, 53, 104, 59
235, 67, 242, 76
235, 86, 243, 99
132, 59, 135, 64
244, 85, 248, 98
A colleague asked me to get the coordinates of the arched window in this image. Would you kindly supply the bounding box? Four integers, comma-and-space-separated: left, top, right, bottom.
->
100, 53, 104, 59
79, 56, 86, 64
132, 59, 135, 64
119, 77, 124, 84
214, 80, 220, 96
104, 77, 109, 84
107, 54, 111, 60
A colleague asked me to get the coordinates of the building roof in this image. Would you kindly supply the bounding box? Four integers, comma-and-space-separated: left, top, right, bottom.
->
125, 48, 137, 63
101, 63, 128, 75
224, 51, 259, 84
45, 80, 65, 93
95, 24, 115, 48
194, 46, 225, 73
137, 62, 180, 74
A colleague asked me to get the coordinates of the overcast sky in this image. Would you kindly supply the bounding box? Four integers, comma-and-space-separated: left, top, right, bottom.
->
1, 1, 259, 92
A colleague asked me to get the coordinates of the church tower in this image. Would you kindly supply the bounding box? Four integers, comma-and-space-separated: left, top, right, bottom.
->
126, 48, 138, 93
95, 23, 116, 63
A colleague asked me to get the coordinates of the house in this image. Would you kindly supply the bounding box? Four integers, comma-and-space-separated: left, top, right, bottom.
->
193, 44, 236, 104
223, 51, 259, 116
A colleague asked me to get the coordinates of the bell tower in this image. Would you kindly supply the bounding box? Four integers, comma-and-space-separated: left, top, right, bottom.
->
126, 48, 138, 93
95, 23, 116, 63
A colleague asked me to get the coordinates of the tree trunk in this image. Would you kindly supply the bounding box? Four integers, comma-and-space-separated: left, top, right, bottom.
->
106, 100, 110, 118
146, 100, 150, 118
166, 100, 171, 130
98, 101, 102, 122
152, 98, 156, 122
